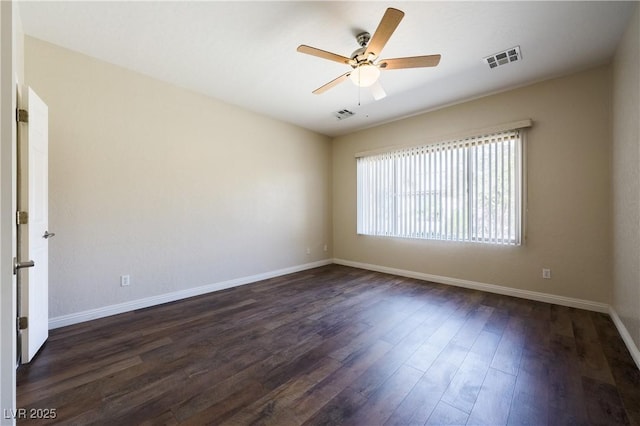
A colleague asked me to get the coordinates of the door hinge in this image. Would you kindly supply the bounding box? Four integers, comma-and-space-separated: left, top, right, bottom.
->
17, 108, 28, 123
17, 316, 28, 331
16, 211, 28, 225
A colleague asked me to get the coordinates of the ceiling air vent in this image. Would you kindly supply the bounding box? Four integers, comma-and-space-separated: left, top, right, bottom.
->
333, 109, 355, 120
484, 46, 521, 69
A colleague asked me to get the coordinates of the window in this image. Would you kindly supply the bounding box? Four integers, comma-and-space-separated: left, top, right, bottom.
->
357, 128, 524, 245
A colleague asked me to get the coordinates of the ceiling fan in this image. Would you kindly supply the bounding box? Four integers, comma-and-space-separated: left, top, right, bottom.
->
297, 7, 441, 100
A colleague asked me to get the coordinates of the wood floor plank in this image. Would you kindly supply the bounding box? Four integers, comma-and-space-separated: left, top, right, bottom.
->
139, 410, 179, 425
582, 376, 631, 426
379, 309, 434, 346
571, 308, 616, 385
171, 332, 324, 422
222, 356, 343, 426
438, 330, 501, 414
550, 304, 575, 338
490, 315, 525, 376
16, 335, 172, 395
385, 354, 461, 425
590, 312, 640, 426
18, 356, 143, 407
14, 265, 640, 425
405, 303, 481, 373
179, 380, 267, 425
450, 305, 495, 349
506, 348, 549, 425
327, 303, 419, 362
345, 364, 424, 425
343, 338, 420, 401
440, 351, 491, 415
547, 333, 591, 425
467, 367, 516, 425
290, 339, 393, 424
426, 400, 469, 425
482, 308, 510, 336
522, 302, 551, 358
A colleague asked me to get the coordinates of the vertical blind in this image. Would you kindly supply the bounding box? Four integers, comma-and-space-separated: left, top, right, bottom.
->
357, 129, 523, 245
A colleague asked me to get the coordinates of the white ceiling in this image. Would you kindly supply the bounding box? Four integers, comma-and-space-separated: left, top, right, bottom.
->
18, 1, 635, 137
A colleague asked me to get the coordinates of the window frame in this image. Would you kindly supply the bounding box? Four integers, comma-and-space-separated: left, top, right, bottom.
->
356, 122, 530, 246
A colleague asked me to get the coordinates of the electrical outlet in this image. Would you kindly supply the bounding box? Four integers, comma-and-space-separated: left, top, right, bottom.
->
542, 269, 551, 279
120, 275, 130, 286
306, 247, 311, 255
323, 244, 328, 252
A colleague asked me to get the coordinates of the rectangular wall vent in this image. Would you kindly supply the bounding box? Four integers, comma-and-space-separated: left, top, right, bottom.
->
333, 109, 355, 120
484, 46, 521, 69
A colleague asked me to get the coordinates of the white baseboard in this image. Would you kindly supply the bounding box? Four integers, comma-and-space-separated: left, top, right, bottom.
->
49, 257, 640, 372
48, 259, 332, 329
332, 258, 609, 313
332, 258, 640, 369
608, 307, 640, 370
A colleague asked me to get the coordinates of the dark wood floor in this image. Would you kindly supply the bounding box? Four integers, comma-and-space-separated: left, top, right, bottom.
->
16, 265, 640, 425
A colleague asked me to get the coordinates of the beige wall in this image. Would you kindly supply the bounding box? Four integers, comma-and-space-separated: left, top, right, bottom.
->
25, 36, 332, 319
333, 66, 612, 303
612, 5, 640, 351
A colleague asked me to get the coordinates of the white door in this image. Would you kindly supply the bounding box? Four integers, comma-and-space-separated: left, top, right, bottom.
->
17, 86, 49, 364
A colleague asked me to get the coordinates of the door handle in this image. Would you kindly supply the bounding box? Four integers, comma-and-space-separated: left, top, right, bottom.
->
43, 231, 55, 239
13, 257, 35, 275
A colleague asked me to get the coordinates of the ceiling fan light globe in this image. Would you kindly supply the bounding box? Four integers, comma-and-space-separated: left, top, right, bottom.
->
349, 64, 380, 87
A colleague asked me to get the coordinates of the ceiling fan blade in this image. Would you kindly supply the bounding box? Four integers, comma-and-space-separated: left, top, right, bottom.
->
370, 80, 386, 100
364, 8, 405, 58
379, 55, 441, 70
312, 72, 351, 94
297, 45, 352, 65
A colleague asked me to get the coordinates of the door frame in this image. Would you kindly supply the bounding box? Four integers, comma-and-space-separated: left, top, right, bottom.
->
1, 0, 19, 421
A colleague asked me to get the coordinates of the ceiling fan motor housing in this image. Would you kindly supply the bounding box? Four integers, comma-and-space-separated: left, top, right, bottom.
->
350, 47, 368, 65
351, 32, 376, 66
356, 32, 371, 47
